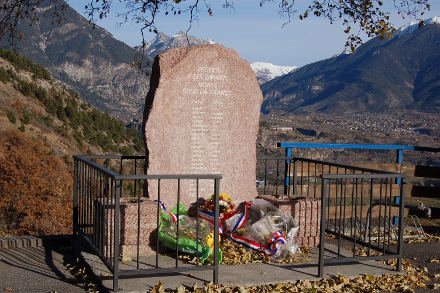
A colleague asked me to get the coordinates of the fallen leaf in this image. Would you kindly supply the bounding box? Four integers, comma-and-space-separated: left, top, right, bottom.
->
152, 281, 165, 293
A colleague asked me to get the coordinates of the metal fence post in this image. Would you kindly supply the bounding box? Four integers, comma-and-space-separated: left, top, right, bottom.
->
113, 178, 121, 291
284, 147, 292, 195
318, 177, 327, 278
397, 177, 406, 271
213, 178, 220, 284
293, 158, 298, 195
396, 150, 403, 184
73, 157, 79, 255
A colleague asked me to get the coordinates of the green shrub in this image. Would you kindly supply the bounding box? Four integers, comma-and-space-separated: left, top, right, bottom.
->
40, 115, 54, 128
44, 99, 57, 115
22, 109, 31, 125
18, 123, 25, 132
34, 86, 48, 101
57, 125, 69, 137
0, 68, 13, 82
7, 111, 16, 124
17, 80, 33, 97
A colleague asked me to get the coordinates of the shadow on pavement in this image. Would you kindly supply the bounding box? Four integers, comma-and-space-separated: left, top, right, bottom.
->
0, 235, 108, 292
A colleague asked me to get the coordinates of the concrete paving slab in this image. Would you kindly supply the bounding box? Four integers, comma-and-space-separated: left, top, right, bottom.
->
0, 239, 399, 293
81, 243, 399, 292
0, 246, 84, 293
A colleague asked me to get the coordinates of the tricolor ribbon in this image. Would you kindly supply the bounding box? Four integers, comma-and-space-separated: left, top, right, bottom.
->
265, 231, 286, 255
229, 201, 286, 256
231, 202, 252, 232
154, 200, 177, 224
198, 210, 224, 234
230, 232, 262, 250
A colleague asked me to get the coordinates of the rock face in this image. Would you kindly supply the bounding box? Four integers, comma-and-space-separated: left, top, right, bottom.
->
144, 44, 263, 207
7, 1, 152, 121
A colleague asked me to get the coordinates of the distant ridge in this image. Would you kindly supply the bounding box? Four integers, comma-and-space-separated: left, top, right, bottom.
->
250, 62, 297, 84
261, 17, 440, 114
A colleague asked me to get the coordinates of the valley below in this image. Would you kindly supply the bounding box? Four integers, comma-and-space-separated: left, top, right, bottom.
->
257, 111, 440, 166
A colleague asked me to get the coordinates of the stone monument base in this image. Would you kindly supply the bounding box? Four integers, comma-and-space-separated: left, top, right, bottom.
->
258, 195, 321, 247
119, 198, 157, 258
95, 198, 158, 258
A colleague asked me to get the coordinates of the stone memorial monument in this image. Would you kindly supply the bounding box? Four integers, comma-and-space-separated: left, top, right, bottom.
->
143, 44, 263, 207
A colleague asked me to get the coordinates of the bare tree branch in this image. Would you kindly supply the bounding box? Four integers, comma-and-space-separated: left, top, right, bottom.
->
0, 0, 431, 54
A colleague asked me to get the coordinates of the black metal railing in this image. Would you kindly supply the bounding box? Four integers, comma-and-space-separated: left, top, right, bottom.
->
73, 155, 221, 291
257, 156, 401, 198
257, 156, 405, 276
75, 154, 405, 286
318, 173, 405, 277
256, 156, 291, 196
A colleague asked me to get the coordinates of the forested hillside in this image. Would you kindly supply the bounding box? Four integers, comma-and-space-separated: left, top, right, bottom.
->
0, 49, 143, 235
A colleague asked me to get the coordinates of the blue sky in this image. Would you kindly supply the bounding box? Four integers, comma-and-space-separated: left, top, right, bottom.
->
68, 1, 440, 67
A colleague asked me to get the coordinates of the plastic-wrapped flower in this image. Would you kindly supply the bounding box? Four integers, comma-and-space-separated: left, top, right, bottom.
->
203, 193, 234, 215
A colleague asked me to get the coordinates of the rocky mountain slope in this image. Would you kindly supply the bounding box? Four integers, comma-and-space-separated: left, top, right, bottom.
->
0, 49, 144, 157
250, 62, 297, 84
0, 49, 146, 236
261, 17, 440, 114
3, 0, 152, 122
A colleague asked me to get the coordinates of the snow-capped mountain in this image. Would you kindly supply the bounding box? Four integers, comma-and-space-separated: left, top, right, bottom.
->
333, 47, 352, 58
261, 16, 440, 115
396, 16, 440, 38
144, 31, 214, 57
250, 62, 297, 84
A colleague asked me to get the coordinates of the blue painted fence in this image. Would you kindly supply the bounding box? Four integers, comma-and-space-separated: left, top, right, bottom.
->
277, 142, 440, 192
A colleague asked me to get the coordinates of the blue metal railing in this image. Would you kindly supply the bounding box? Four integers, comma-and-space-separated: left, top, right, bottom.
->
277, 142, 440, 191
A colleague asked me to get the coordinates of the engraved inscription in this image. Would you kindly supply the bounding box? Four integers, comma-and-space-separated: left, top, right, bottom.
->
185, 66, 229, 197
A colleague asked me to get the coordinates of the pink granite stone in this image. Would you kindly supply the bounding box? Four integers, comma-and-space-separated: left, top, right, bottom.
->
98, 198, 158, 257
119, 199, 157, 257
143, 44, 263, 207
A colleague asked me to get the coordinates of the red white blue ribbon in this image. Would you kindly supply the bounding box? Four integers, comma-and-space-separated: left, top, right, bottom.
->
198, 210, 224, 234
154, 200, 177, 224
266, 231, 286, 255
230, 232, 263, 250
229, 201, 286, 255
231, 202, 251, 232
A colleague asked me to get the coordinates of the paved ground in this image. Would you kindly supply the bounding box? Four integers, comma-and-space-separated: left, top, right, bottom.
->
0, 237, 399, 293
404, 241, 440, 293
0, 238, 85, 293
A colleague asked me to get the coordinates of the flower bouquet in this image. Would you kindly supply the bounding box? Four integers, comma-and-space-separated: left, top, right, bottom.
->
202, 193, 235, 217
199, 193, 235, 233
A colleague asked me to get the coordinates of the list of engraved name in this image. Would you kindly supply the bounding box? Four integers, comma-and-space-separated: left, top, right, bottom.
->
182, 66, 230, 196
